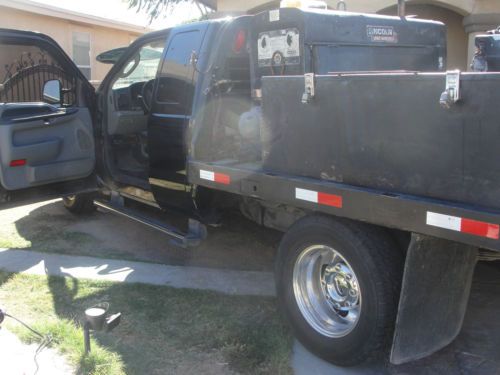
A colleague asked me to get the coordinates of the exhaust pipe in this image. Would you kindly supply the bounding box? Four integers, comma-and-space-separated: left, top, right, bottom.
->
398, 0, 406, 18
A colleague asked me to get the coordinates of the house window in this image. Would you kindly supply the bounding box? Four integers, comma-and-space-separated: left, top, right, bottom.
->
72, 32, 91, 80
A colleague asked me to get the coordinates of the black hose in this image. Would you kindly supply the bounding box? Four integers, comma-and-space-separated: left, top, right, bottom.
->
4, 312, 45, 339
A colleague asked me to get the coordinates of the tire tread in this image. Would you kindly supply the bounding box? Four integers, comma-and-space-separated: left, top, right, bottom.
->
275, 215, 404, 365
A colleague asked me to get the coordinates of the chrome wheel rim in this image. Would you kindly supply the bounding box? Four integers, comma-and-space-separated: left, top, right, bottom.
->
293, 245, 361, 338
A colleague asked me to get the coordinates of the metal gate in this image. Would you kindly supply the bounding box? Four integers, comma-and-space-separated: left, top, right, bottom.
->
0, 49, 76, 104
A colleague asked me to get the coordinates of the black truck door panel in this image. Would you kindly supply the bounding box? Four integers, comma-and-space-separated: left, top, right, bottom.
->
148, 26, 208, 213
0, 29, 97, 207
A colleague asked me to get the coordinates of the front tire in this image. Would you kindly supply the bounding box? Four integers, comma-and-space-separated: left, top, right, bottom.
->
275, 215, 404, 366
62, 193, 96, 215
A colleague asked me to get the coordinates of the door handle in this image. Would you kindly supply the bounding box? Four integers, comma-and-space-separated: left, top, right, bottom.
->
43, 119, 51, 126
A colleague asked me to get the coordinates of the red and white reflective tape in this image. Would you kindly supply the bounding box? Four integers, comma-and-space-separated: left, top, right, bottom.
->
295, 188, 343, 208
426, 211, 499, 240
199, 170, 231, 185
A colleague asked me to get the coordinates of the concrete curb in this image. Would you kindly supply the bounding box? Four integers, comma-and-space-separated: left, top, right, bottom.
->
292, 341, 388, 375
0, 248, 275, 297
0, 328, 73, 375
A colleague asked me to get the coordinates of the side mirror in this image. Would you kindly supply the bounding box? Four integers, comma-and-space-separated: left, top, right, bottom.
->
43, 79, 62, 105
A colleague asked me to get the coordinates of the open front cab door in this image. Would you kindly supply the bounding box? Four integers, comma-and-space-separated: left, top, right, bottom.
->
0, 29, 97, 209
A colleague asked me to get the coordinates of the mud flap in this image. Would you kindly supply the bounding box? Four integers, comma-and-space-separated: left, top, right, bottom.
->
390, 234, 478, 365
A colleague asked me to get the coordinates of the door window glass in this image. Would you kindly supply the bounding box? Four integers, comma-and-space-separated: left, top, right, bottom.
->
73, 32, 91, 80
112, 40, 165, 90
0, 43, 76, 105
156, 31, 201, 114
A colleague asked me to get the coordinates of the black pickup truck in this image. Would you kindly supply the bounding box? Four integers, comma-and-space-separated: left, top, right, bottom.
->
1, 4, 500, 367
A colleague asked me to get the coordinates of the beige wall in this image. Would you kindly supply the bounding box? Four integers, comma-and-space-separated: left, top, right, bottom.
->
0, 6, 142, 83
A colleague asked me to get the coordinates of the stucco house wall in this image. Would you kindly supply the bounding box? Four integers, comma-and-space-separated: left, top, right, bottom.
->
0, 3, 147, 84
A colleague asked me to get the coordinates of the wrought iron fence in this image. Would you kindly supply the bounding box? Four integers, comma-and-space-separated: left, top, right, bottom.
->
0, 49, 76, 104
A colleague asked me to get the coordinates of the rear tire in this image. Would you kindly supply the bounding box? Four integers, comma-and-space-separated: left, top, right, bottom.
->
275, 215, 404, 366
62, 193, 96, 215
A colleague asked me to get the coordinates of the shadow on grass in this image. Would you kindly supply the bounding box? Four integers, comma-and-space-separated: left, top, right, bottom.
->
1, 272, 292, 374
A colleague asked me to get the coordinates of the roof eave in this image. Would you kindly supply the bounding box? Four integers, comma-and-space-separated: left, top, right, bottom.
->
0, 0, 154, 34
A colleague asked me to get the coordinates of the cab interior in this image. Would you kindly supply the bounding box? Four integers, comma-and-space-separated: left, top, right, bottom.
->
100, 20, 259, 189
102, 38, 165, 184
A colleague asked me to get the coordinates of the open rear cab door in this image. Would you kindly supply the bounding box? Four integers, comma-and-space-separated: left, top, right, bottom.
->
0, 29, 98, 208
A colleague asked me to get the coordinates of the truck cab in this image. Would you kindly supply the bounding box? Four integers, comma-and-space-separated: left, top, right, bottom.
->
0, 22, 214, 215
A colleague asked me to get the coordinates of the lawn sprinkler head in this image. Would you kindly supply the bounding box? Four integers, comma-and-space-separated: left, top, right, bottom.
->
83, 303, 121, 354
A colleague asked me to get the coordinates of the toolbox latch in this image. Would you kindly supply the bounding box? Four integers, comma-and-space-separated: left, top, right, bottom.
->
440, 70, 461, 109
302, 73, 315, 104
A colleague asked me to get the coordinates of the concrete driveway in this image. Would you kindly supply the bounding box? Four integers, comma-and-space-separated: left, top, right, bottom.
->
1, 200, 500, 374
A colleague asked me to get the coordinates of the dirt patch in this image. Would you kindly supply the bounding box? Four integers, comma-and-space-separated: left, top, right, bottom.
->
0, 200, 281, 271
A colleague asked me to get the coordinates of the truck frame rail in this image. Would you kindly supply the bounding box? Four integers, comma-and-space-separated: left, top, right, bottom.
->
189, 161, 500, 251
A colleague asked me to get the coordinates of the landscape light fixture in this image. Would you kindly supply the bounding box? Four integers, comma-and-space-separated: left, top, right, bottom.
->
83, 303, 121, 354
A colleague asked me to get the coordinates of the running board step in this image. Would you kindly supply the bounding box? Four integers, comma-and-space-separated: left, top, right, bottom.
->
94, 199, 207, 248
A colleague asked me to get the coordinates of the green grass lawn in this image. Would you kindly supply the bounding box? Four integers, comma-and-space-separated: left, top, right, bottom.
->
0, 272, 292, 374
